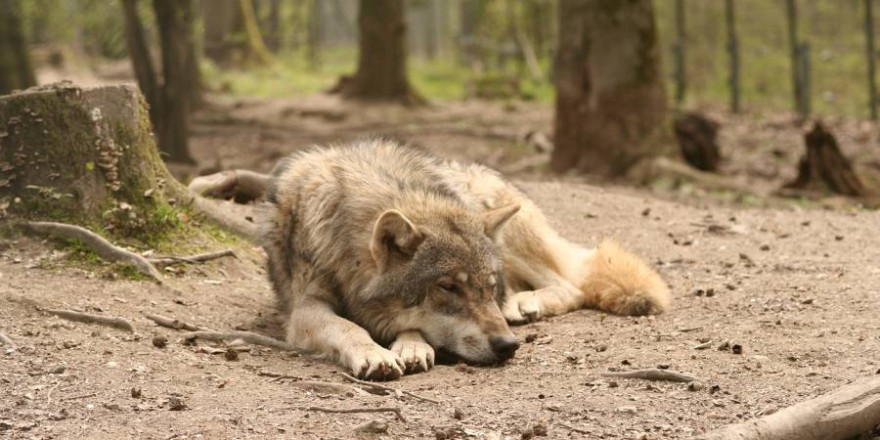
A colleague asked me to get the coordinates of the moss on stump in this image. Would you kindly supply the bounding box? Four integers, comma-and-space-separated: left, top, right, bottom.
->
0, 82, 197, 244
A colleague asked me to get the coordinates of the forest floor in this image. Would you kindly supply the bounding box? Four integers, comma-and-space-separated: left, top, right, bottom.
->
2, 91, 880, 440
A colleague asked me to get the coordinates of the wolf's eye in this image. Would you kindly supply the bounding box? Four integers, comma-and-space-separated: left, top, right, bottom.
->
438, 281, 460, 294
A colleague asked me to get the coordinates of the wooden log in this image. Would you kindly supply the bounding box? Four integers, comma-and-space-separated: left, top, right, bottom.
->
694, 375, 880, 440
784, 122, 867, 196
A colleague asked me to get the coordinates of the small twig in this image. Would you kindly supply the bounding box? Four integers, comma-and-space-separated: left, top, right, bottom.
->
144, 313, 202, 331
258, 370, 301, 381
149, 249, 236, 267
182, 330, 306, 354
44, 308, 135, 333
693, 341, 713, 350
600, 369, 697, 383
302, 406, 406, 422
46, 381, 61, 408
338, 372, 440, 404
0, 332, 14, 347
23, 221, 162, 282
558, 422, 591, 435
61, 392, 97, 401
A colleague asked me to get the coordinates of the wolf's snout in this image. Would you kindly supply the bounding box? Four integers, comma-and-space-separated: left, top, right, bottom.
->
490, 336, 520, 361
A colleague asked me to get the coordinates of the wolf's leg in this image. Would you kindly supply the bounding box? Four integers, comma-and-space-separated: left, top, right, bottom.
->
501, 262, 585, 324
389, 331, 435, 374
287, 296, 404, 381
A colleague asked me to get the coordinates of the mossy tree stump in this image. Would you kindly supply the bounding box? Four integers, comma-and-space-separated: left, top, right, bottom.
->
784, 122, 867, 197
0, 83, 254, 243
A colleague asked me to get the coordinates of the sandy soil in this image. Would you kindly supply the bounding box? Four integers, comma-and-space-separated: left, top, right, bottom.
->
2, 94, 880, 440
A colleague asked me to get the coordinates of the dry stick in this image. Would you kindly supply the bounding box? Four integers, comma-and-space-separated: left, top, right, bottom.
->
557, 423, 591, 435
181, 330, 306, 354
338, 372, 441, 404
0, 332, 14, 347
600, 369, 697, 383
61, 392, 97, 401
694, 374, 880, 440
144, 313, 202, 331
302, 406, 406, 423
24, 221, 162, 282
44, 308, 135, 333
149, 249, 236, 267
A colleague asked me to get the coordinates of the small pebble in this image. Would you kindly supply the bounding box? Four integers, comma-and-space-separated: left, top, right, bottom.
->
759, 244, 770, 251
452, 407, 464, 420
224, 349, 239, 361
152, 336, 167, 349
167, 396, 187, 411
732, 344, 743, 355
131, 387, 142, 398
355, 420, 388, 434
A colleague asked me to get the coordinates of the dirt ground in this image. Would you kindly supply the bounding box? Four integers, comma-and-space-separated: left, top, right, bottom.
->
2, 92, 880, 439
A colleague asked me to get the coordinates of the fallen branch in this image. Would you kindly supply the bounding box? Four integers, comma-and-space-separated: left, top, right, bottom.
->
182, 330, 306, 354
0, 332, 14, 347
302, 406, 406, 423
44, 308, 135, 333
144, 313, 202, 331
23, 222, 162, 282
149, 249, 236, 267
338, 372, 440, 404
600, 369, 696, 383
694, 375, 880, 440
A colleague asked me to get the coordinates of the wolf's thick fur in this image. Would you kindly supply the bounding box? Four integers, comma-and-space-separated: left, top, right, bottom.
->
261, 139, 670, 380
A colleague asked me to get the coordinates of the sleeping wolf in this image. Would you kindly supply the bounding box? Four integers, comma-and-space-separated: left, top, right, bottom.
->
261, 139, 670, 380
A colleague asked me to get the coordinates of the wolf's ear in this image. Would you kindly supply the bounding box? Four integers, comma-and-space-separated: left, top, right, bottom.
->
482, 203, 520, 241
370, 209, 424, 272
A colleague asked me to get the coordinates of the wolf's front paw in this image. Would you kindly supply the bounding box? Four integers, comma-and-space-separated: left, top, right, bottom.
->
390, 332, 434, 374
344, 344, 405, 381
502, 291, 543, 324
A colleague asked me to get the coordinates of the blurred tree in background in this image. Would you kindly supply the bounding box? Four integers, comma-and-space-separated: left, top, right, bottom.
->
552, 0, 669, 176
0, 0, 36, 95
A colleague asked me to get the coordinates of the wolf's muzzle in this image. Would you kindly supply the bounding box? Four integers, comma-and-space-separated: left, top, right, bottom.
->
490, 336, 520, 361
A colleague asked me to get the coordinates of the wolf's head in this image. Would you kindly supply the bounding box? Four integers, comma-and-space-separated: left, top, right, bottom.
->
357, 203, 521, 365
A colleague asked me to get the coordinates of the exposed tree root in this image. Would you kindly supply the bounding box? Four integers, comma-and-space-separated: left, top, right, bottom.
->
694, 374, 880, 440
338, 372, 441, 404
188, 170, 269, 203
189, 196, 258, 240
149, 249, 236, 267
600, 369, 697, 383
144, 313, 202, 331
181, 330, 305, 354
43, 308, 136, 333
302, 406, 407, 423
23, 222, 162, 282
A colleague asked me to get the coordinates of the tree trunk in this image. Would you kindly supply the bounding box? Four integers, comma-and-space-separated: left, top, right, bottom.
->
551, 0, 670, 177
338, 0, 423, 105
0, 84, 255, 239
153, 0, 196, 165
0, 0, 37, 95
202, 0, 272, 66
121, 0, 161, 126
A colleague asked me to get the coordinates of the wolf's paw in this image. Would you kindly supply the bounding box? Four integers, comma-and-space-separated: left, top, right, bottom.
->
344, 344, 405, 381
390, 333, 435, 374
502, 291, 543, 324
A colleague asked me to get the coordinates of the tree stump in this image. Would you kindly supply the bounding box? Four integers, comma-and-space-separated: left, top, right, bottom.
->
674, 112, 721, 172
784, 122, 867, 197
0, 82, 255, 240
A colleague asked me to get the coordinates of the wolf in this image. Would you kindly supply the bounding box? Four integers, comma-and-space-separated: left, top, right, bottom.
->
260, 139, 670, 380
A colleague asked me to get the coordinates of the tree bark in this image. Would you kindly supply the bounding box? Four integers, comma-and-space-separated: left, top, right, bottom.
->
674, 112, 721, 172
551, 0, 670, 177
202, 0, 272, 66
122, 0, 161, 127
0, 84, 255, 239
153, 0, 196, 164
338, 0, 423, 105
784, 122, 867, 197
0, 0, 37, 95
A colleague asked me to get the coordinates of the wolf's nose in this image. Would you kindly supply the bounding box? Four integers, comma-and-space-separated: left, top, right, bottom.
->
490, 336, 520, 361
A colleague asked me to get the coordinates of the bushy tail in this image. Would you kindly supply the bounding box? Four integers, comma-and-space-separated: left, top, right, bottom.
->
579, 240, 671, 316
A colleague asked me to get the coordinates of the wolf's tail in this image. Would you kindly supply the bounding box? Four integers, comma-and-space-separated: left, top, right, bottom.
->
577, 240, 671, 316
